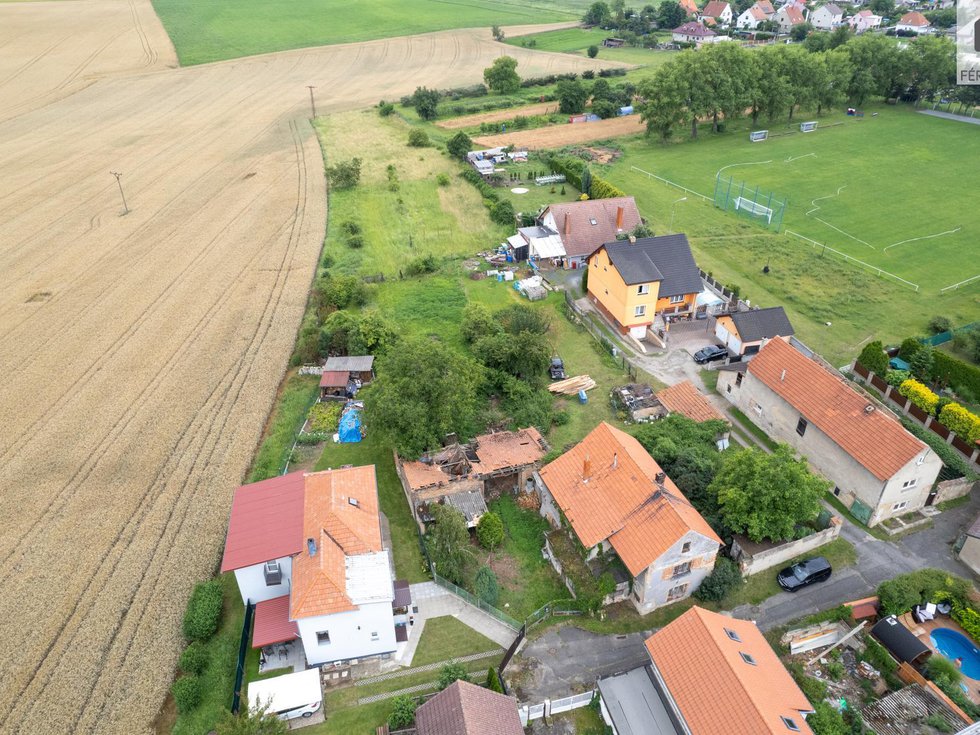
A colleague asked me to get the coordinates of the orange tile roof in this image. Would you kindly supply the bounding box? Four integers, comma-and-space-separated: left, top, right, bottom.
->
290, 466, 383, 619
746, 338, 926, 481
781, 5, 806, 24
646, 606, 815, 735
679, 0, 699, 15
538, 422, 720, 576
702, 0, 729, 17
757, 0, 775, 14
899, 11, 929, 25
656, 381, 726, 424
401, 428, 547, 492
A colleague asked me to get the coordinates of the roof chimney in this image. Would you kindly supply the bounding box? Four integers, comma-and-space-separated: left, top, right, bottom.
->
612, 452, 618, 469
616, 206, 624, 230
655, 471, 666, 484
582, 455, 592, 482
864, 404, 875, 414
628, 235, 636, 244
780, 369, 786, 381
307, 537, 317, 557
564, 212, 571, 236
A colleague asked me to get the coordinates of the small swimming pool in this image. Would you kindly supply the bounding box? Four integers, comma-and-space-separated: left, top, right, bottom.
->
931, 628, 980, 681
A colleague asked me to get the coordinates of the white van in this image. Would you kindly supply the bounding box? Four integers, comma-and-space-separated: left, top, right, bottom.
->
247, 668, 322, 721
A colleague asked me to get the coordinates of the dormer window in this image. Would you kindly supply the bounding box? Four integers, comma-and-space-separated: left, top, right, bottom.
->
264, 560, 282, 586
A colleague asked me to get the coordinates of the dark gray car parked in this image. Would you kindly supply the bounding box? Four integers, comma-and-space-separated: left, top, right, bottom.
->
777, 556, 832, 592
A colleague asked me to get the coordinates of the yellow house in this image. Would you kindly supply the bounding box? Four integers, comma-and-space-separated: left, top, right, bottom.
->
587, 234, 703, 339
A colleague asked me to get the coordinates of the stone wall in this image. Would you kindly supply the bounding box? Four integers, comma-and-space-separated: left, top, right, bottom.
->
731, 516, 843, 576
933, 477, 976, 505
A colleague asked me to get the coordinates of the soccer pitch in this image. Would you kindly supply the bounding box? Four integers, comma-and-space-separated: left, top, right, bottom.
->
615, 105, 979, 295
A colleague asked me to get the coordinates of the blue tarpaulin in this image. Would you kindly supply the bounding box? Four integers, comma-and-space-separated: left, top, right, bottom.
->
338, 407, 362, 443
889, 357, 910, 371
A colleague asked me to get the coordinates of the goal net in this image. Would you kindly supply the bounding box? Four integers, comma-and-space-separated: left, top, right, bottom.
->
734, 196, 773, 223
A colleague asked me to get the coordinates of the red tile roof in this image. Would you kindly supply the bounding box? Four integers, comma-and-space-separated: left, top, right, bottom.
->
679, 0, 699, 15
702, 1, 730, 17
781, 5, 806, 24
657, 381, 726, 423
319, 370, 349, 388
291, 466, 383, 619
646, 606, 815, 735
415, 680, 524, 735
899, 11, 929, 26
757, 0, 775, 14
220, 471, 306, 572
746, 339, 926, 480
674, 21, 717, 36
539, 422, 720, 576
252, 595, 300, 648
543, 197, 642, 259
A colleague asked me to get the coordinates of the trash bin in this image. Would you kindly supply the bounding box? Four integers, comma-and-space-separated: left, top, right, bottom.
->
578, 389, 588, 404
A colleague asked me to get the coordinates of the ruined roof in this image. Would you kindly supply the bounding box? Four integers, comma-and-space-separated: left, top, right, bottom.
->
646, 606, 815, 735
538, 422, 720, 576
656, 381, 726, 424
746, 338, 927, 481
863, 684, 965, 735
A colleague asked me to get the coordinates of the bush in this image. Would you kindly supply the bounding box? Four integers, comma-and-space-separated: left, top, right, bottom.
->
405, 254, 438, 276
436, 173, 450, 187
898, 378, 938, 414
308, 402, 341, 433
807, 701, 848, 735
438, 661, 470, 690
317, 274, 369, 310
693, 557, 743, 602
171, 675, 203, 713
388, 695, 417, 729
857, 340, 888, 376
860, 637, 898, 675
346, 234, 364, 249
408, 128, 430, 147
486, 666, 504, 693
825, 661, 845, 681
446, 131, 473, 159
476, 511, 504, 550
182, 579, 223, 642
378, 101, 395, 117
179, 642, 208, 675
885, 369, 910, 387
933, 350, 980, 399
326, 158, 362, 189
489, 199, 515, 226
926, 654, 962, 687
342, 220, 361, 236
899, 337, 922, 360
939, 402, 980, 442
587, 44, 599, 58
788, 661, 828, 702
474, 565, 499, 606
461, 303, 502, 344
929, 316, 952, 334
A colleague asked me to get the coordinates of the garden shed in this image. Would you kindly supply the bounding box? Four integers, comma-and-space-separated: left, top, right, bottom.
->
870, 616, 931, 665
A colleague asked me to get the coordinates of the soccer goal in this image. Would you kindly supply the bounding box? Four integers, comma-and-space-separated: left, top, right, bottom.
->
749, 130, 769, 142
734, 196, 773, 224
800, 121, 817, 133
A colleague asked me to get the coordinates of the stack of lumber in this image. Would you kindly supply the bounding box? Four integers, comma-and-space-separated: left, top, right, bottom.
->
548, 375, 596, 395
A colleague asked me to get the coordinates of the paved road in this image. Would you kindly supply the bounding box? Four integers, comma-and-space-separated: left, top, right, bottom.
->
919, 109, 980, 126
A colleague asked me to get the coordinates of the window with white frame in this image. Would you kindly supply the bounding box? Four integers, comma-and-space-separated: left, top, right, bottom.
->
370, 631, 379, 641
892, 501, 908, 511
902, 479, 917, 490
317, 631, 331, 645
781, 716, 800, 732
669, 294, 684, 304
637, 284, 649, 295
634, 305, 646, 317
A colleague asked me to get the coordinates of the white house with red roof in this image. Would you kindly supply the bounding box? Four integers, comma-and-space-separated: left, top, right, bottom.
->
848, 9, 882, 32
810, 3, 843, 29
221, 466, 398, 666
679, 0, 700, 16
736, 1, 775, 29
700, 0, 733, 26
716, 339, 942, 527
896, 11, 932, 33
672, 21, 723, 44
775, 3, 807, 32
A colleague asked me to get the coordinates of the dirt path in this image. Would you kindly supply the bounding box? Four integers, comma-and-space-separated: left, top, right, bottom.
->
0, 5, 610, 733
473, 114, 646, 149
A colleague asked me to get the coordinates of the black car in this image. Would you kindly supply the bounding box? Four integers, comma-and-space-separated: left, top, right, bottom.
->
777, 556, 832, 592
693, 345, 728, 365
549, 356, 566, 380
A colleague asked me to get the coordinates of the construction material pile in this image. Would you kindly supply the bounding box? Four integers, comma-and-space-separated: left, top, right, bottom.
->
548, 375, 596, 395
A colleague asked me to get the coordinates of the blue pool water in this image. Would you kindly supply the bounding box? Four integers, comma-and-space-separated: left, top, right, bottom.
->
930, 628, 980, 681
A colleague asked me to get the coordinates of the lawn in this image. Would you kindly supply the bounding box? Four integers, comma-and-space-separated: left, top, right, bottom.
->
600, 103, 980, 364
506, 27, 675, 68
410, 615, 501, 667
150, 0, 587, 65
315, 434, 429, 583
315, 111, 507, 278
485, 495, 569, 619
247, 372, 319, 481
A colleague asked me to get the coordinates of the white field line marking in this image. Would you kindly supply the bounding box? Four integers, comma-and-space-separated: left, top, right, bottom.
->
940, 274, 980, 292
883, 227, 962, 252
786, 230, 920, 291
805, 185, 874, 249
715, 160, 772, 179
785, 153, 816, 163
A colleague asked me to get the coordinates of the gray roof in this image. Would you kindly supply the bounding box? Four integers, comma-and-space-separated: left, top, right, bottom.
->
597, 666, 683, 735
519, 226, 557, 240
729, 306, 795, 342
822, 3, 843, 14
444, 490, 489, 524
324, 355, 374, 372
602, 235, 702, 297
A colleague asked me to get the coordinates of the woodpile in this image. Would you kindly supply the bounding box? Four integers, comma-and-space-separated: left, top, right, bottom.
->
548, 375, 597, 395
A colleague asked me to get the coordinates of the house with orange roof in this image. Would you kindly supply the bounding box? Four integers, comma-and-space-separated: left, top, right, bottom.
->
736, 1, 775, 28
896, 11, 932, 33
701, 0, 733, 26
679, 0, 700, 16
716, 338, 942, 527
775, 3, 807, 32
656, 380, 727, 425
220, 466, 400, 666
397, 428, 548, 529
534, 422, 721, 614
597, 606, 816, 734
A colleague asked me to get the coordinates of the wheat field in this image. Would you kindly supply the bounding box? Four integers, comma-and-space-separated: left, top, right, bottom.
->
0, 3, 602, 732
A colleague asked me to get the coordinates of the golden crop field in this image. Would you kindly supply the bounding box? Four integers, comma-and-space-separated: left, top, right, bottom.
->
0, 3, 602, 732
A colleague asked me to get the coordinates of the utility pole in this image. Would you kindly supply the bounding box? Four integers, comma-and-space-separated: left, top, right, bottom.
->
669, 196, 687, 233
307, 86, 317, 119
110, 171, 129, 215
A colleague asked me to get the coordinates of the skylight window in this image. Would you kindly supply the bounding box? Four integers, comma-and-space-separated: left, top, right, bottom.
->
724, 628, 741, 642
589, 218, 598, 225
739, 652, 756, 666
781, 716, 800, 731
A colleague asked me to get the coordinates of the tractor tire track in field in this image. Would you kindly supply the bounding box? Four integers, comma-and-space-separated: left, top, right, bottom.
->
0, 4, 610, 730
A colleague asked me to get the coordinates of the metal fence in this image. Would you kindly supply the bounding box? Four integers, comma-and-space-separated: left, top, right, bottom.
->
431, 572, 521, 630
519, 690, 596, 725
713, 174, 787, 232
231, 601, 256, 714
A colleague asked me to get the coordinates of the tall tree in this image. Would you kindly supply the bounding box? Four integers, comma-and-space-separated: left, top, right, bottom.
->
583, 1, 611, 25
216, 705, 288, 735
364, 338, 484, 458
907, 35, 955, 101
750, 46, 793, 122
556, 78, 590, 114
710, 445, 827, 542
813, 48, 853, 115
483, 55, 521, 95
429, 504, 471, 584
412, 86, 440, 120
657, 0, 687, 30
699, 43, 755, 131
638, 64, 689, 141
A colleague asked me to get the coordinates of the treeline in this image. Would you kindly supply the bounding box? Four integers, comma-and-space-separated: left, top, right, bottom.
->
637, 34, 956, 141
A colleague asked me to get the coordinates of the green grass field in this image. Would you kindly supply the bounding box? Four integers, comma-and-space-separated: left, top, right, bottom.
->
506, 26, 674, 68
590, 104, 979, 364
150, 0, 588, 65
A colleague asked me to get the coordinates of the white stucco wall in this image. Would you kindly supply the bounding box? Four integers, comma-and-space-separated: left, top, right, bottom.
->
234, 556, 293, 604
717, 369, 942, 527
535, 472, 563, 529
633, 531, 718, 614
297, 600, 397, 666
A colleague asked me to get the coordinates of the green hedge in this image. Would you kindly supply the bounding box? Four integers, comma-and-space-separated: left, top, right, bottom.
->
183, 579, 223, 642
589, 177, 626, 200
899, 417, 977, 480
933, 350, 980, 398
543, 155, 625, 200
